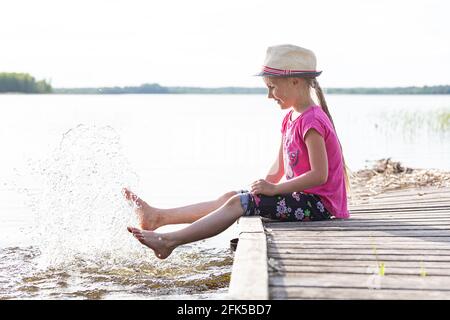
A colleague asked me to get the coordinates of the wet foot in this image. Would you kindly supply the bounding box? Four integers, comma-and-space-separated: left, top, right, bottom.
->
127, 226, 174, 259
122, 188, 164, 231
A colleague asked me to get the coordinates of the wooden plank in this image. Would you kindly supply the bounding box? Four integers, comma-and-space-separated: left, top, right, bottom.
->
349, 209, 450, 213
351, 211, 450, 215
349, 202, 450, 208
267, 244, 450, 251
267, 242, 450, 252
365, 197, 450, 204
272, 259, 450, 269
349, 205, 450, 212
266, 225, 450, 231
348, 214, 450, 219
269, 253, 450, 262
359, 199, 450, 206
269, 236, 450, 243
268, 245, 450, 251
269, 266, 450, 276
349, 211, 450, 216
267, 217, 450, 224
268, 248, 450, 256
267, 230, 450, 237
265, 216, 450, 225
349, 214, 450, 219
268, 221, 450, 227
350, 206, 450, 212
269, 247, 450, 253
270, 287, 450, 300
368, 195, 450, 203
367, 195, 450, 203
267, 226, 450, 231
293, 219, 450, 224
339, 216, 450, 221
228, 216, 268, 300
270, 273, 450, 290
268, 236, 450, 242
349, 196, 449, 203
353, 193, 450, 199
344, 217, 450, 222
350, 203, 450, 208
365, 193, 450, 200
236, 216, 265, 233
267, 238, 450, 244
365, 188, 450, 199
358, 200, 450, 207
354, 196, 450, 202
352, 187, 450, 198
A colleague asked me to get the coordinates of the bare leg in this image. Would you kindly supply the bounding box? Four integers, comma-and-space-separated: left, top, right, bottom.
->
122, 188, 238, 230
127, 194, 244, 259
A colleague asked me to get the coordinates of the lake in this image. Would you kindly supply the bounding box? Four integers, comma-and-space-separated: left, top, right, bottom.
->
1, 93, 449, 299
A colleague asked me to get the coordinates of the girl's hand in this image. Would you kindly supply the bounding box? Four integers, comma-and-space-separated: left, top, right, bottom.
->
250, 179, 278, 196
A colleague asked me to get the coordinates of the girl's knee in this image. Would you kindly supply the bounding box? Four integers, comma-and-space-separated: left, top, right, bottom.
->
218, 191, 238, 203
225, 194, 243, 209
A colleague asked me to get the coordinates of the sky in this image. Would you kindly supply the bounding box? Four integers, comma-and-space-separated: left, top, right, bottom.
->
1, 0, 449, 88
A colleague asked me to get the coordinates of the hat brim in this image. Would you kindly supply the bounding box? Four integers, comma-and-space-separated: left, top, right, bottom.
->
254, 71, 322, 78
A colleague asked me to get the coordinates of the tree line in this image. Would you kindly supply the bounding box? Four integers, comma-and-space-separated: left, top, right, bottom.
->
54, 84, 450, 95
53, 84, 265, 94
325, 86, 450, 94
1, 73, 449, 94
0, 73, 52, 93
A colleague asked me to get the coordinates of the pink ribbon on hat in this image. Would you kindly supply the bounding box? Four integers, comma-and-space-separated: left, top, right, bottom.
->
262, 65, 318, 76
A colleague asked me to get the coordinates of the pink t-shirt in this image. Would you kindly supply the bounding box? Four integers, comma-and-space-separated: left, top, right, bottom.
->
281, 105, 349, 219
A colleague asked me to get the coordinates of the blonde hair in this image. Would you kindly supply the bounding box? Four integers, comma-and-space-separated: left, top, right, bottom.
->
306, 78, 352, 194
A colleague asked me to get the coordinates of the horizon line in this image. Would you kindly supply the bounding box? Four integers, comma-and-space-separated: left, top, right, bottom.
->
53, 84, 450, 89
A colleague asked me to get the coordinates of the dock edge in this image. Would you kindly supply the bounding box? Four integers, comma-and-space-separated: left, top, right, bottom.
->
228, 216, 269, 300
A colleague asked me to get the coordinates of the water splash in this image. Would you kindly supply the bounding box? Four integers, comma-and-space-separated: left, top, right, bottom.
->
3, 124, 232, 299
23, 124, 143, 267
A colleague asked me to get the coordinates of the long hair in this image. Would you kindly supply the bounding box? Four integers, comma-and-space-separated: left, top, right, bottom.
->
306, 78, 352, 194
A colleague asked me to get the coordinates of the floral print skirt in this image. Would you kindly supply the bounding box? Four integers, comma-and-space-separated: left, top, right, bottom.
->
237, 190, 331, 221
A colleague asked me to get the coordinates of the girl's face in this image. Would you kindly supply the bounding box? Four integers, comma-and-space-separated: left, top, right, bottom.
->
263, 77, 303, 109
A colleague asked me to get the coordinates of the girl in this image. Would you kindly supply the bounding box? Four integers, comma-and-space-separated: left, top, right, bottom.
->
124, 44, 350, 259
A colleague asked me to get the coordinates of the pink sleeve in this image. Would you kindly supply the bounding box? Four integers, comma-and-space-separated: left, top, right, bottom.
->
302, 115, 327, 140
280, 110, 292, 134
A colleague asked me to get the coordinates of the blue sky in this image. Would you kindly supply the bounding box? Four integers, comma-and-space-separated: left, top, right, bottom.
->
1, 0, 449, 88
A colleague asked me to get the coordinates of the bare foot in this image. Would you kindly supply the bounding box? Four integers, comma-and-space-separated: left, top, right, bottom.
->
127, 226, 174, 259
122, 188, 164, 231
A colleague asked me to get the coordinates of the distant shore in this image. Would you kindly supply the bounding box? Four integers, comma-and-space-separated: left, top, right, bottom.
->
52, 84, 450, 95
2, 73, 450, 94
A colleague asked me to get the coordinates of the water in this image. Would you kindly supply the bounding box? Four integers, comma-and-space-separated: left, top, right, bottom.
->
1, 94, 449, 299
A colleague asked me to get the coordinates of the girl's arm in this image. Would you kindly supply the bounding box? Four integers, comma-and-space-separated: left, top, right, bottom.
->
265, 137, 285, 184
274, 128, 328, 194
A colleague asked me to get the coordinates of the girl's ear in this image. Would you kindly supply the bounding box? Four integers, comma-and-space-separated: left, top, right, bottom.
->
290, 78, 299, 86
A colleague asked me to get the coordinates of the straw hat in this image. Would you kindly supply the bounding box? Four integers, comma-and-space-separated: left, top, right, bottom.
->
255, 44, 322, 77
